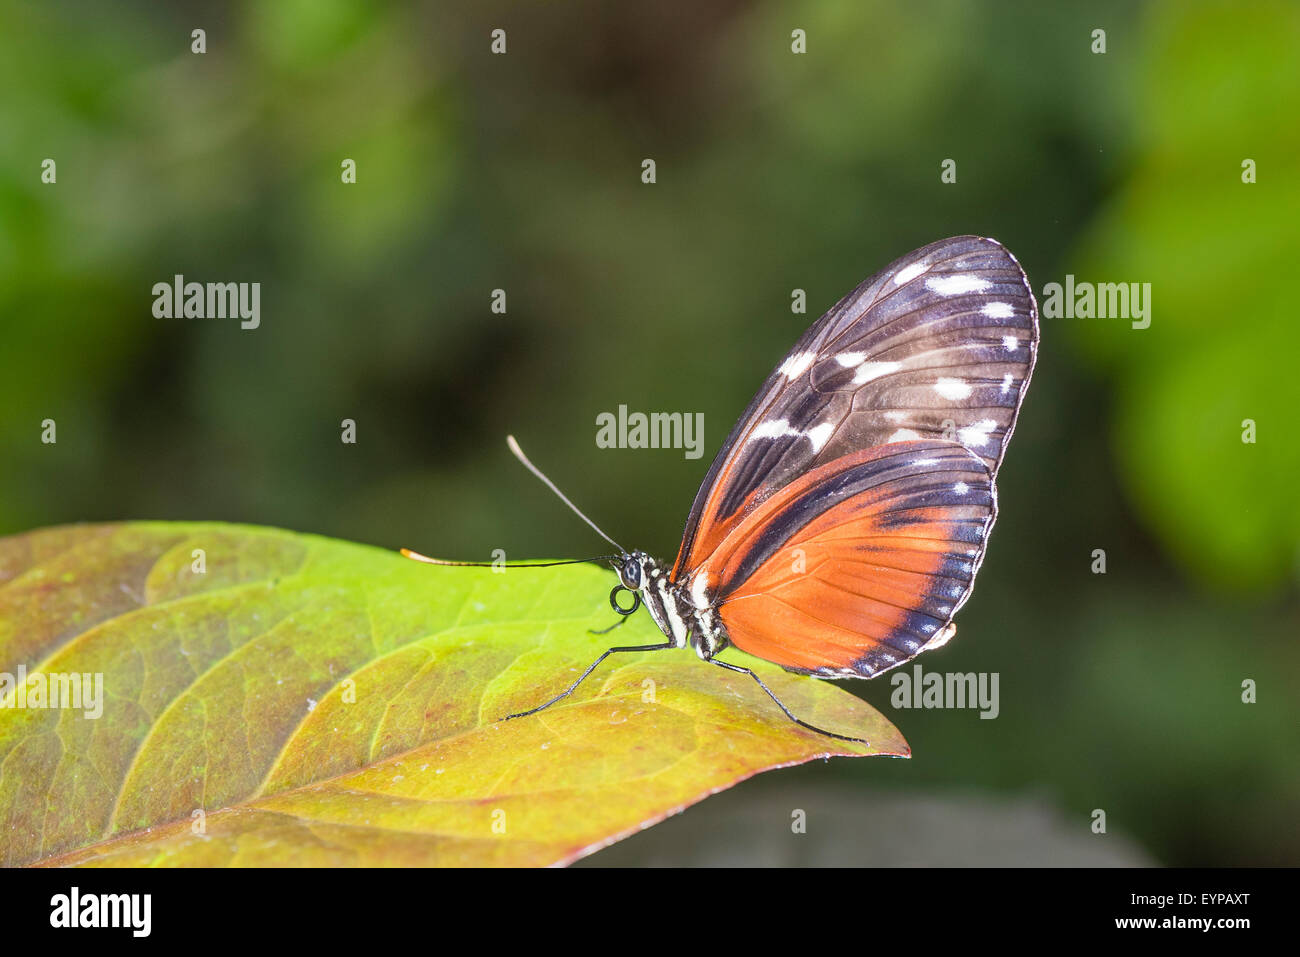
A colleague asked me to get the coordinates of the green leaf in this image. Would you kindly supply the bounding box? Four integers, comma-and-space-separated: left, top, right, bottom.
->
0, 522, 905, 867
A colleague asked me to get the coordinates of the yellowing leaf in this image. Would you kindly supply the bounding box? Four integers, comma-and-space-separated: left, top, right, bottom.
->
0, 523, 905, 867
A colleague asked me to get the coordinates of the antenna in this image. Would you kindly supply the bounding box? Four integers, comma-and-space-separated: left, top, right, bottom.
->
399, 549, 616, 569
506, 434, 627, 554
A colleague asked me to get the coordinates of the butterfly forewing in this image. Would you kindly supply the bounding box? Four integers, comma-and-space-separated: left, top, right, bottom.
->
673, 235, 1037, 580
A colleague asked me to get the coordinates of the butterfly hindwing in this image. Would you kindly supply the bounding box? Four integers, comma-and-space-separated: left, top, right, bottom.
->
673, 235, 1037, 579
693, 441, 996, 676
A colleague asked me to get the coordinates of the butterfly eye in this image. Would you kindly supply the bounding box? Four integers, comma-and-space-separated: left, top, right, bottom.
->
620, 558, 642, 590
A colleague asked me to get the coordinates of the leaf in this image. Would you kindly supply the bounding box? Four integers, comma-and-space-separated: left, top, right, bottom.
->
0, 522, 906, 867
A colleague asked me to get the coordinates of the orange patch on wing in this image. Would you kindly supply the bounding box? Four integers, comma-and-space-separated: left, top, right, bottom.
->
719, 510, 960, 674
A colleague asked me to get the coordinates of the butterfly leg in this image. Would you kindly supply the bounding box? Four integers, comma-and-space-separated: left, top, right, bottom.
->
502, 640, 675, 721
707, 658, 870, 745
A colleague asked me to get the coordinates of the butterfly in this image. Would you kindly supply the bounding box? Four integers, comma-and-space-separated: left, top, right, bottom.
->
404, 235, 1039, 742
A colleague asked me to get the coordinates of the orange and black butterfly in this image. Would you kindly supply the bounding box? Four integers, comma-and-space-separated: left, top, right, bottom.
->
405, 236, 1038, 742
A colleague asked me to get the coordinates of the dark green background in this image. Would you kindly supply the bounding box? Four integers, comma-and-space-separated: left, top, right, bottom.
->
2, 1, 1296, 865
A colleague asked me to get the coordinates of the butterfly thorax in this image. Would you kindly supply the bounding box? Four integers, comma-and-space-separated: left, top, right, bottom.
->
633, 551, 729, 661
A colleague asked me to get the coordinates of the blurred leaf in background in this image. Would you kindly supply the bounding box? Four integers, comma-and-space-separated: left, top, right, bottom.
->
1069, 0, 1300, 594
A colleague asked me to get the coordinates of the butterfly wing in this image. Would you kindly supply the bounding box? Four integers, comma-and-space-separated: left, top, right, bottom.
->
696, 441, 996, 677
672, 235, 1037, 580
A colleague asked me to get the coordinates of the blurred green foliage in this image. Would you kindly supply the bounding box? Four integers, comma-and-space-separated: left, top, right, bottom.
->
0, 0, 1295, 864
1072, 0, 1300, 593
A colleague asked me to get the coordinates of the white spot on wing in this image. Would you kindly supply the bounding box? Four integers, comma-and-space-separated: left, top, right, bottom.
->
982, 302, 1015, 319
927, 274, 993, 296
834, 352, 866, 367
749, 417, 834, 451
751, 418, 797, 440
894, 261, 927, 285
934, 377, 973, 400
958, 419, 998, 448
779, 351, 815, 379
806, 422, 834, 452
1003, 335, 1019, 351
853, 360, 902, 384
888, 428, 923, 442
954, 481, 969, 495
1001, 373, 1014, 395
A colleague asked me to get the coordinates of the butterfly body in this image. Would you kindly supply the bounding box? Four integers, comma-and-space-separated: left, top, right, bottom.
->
625, 551, 729, 661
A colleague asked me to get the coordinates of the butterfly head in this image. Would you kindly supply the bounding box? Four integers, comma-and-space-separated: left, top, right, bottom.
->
607, 550, 661, 619
616, 552, 646, 592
